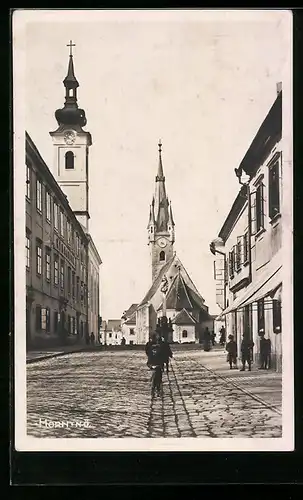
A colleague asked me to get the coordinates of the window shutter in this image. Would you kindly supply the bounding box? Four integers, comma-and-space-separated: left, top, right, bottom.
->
250, 190, 257, 235
260, 183, 265, 227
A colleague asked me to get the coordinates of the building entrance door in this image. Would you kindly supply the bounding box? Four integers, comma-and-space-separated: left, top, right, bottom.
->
26, 305, 31, 349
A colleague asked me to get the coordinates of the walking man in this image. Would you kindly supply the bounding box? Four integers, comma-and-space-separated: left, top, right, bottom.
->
240, 335, 254, 371
145, 333, 166, 397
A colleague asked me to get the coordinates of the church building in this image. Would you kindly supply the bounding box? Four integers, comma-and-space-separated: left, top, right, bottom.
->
123, 141, 212, 344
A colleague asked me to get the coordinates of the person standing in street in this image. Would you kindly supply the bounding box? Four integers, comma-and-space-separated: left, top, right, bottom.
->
203, 327, 211, 351
259, 332, 271, 369
211, 331, 216, 346
219, 325, 226, 346
240, 335, 254, 371
226, 334, 238, 369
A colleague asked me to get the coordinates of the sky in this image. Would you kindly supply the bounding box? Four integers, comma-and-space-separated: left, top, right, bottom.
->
21, 10, 291, 320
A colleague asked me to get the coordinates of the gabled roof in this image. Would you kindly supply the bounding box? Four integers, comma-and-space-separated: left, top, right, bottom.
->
160, 272, 194, 310
172, 308, 198, 325
107, 320, 121, 331
124, 313, 136, 325
123, 303, 138, 319
139, 254, 177, 306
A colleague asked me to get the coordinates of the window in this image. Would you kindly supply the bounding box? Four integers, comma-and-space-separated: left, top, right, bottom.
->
109, 332, 112, 338
45, 247, 51, 281
36, 240, 42, 275
54, 255, 59, 286
67, 220, 71, 244
130, 328, 135, 335
256, 183, 265, 233
182, 330, 188, 338
159, 251, 165, 261
129, 340, 134, 345
26, 234, 30, 269
243, 232, 249, 263
54, 311, 59, 333
36, 305, 41, 330
235, 239, 241, 272
75, 234, 79, 255
72, 271, 75, 298
60, 211, 65, 237
80, 281, 84, 302
26, 164, 31, 199
229, 249, 235, 278
269, 161, 280, 219
46, 191, 52, 222
65, 151, 74, 170
76, 276, 80, 301
36, 178, 42, 212
257, 298, 265, 333
54, 202, 59, 231
41, 307, 50, 332
273, 299, 282, 333
60, 260, 65, 289
67, 266, 71, 294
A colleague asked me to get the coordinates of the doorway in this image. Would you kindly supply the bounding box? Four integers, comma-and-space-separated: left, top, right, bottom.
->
26, 305, 31, 349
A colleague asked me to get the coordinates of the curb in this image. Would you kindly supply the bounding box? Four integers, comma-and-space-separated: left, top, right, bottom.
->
26, 347, 95, 364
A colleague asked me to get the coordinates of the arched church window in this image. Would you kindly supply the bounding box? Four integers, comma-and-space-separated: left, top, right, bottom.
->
151, 227, 153, 233
65, 151, 74, 170
159, 251, 165, 261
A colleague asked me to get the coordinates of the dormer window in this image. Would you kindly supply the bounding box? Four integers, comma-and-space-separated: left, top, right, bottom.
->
65, 151, 74, 170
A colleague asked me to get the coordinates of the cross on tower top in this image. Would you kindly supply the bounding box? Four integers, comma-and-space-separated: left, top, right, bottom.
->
67, 40, 76, 57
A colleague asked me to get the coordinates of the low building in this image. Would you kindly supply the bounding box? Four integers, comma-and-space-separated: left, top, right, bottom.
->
121, 304, 138, 344
106, 320, 122, 345
99, 320, 107, 344
210, 86, 283, 371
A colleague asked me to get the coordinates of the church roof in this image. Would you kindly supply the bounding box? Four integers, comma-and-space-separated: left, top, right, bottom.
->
139, 254, 177, 306
172, 308, 198, 325
161, 272, 194, 310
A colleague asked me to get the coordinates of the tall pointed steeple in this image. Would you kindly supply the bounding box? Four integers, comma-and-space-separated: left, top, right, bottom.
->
154, 140, 170, 232
54, 40, 87, 130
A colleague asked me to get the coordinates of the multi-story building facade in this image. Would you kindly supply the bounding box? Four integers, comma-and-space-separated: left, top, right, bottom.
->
210, 87, 283, 371
26, 132, 89, 348
25, 43, 102, 348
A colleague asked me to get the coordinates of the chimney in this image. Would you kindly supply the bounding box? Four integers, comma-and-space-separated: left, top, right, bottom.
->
276, 82, 282, 95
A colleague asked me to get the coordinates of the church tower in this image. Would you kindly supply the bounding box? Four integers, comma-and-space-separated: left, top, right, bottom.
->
147, 140, 175, 281
49, 40, 92, 231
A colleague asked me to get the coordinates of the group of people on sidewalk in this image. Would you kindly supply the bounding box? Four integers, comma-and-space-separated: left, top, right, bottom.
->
225, 331, 271, 371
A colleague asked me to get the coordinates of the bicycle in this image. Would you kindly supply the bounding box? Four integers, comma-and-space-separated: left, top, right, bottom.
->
149, 364, 163, 397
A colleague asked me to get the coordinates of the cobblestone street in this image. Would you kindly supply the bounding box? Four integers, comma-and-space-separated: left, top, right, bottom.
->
27, 349, 282, 438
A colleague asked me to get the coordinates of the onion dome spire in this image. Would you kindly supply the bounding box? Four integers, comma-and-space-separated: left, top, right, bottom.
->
55, 40, 87, 129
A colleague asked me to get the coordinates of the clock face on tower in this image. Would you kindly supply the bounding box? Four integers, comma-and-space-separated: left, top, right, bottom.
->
158, 237, 167, 248
64, 130, 77, 145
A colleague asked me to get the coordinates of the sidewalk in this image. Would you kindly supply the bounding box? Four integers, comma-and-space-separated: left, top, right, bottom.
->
199, 348, 282, 413
26, 344, 101, 363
